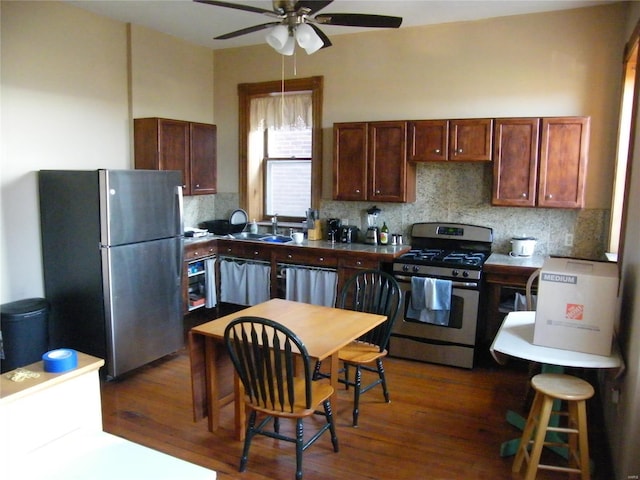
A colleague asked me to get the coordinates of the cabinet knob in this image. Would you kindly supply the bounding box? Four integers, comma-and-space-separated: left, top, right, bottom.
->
196, 184, 200, 188
434, 149, 441, 154
547, 194, 553, 199
376, 190, 381, 194
458, 148, 463, 153
254, 251, 259, 256
227, 248, 232, 252
355, 189, 360, 193
287, 254, 293, 259
318, 257, 324, 262
356, 260, 362, 266
521, 193, 527, 198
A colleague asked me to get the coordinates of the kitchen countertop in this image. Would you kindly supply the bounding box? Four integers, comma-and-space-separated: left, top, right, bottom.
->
185, 233, 410, 256
485, 253, 546, 269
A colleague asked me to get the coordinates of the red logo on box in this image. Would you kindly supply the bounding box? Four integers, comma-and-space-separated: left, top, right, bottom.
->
565, 304, 584, 320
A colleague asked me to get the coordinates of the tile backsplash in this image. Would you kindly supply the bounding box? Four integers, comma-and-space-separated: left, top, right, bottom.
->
188, 162, 609, 260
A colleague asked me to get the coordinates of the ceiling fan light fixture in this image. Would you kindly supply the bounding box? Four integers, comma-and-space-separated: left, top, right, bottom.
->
265, 24, 290, 51
277, 34, 296, 56
295, 23, 323, 55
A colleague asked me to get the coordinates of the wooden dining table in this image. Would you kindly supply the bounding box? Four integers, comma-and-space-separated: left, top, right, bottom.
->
189, 298, 387, 440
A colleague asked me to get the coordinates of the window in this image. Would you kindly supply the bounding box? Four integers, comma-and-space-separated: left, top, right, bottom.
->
238, 77, 323, 223
264, 126, 312, 216
608, 22, 640, 261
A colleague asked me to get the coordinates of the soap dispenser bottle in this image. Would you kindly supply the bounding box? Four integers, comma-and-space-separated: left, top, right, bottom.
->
249, 219, 258, 234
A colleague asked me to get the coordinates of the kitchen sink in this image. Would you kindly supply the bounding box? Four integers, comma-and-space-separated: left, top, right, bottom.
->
258, 235, 293, 243
231, 232, 266, 240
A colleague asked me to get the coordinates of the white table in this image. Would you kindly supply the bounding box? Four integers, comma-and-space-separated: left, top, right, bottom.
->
490, 311, 624, 457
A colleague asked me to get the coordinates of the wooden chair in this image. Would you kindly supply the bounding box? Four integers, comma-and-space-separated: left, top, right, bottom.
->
512, 373, 594, 480
314, 269, 401, 426
224, 316, 339, 480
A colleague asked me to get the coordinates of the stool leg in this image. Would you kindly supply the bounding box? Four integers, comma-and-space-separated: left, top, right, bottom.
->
576, 400, 591, 480
513, 391, 543, 474
524, 395, 555, 480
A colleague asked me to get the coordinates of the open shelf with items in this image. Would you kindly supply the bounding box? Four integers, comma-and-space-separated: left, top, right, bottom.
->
187, 259, 207, 311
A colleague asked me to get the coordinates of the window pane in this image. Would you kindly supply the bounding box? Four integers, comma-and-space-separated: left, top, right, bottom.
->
268, 128, 312, 157
265, 160, 311, 217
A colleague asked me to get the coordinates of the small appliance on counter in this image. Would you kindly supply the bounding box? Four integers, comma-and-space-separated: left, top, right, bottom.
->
326, 218, 341, 242
510, 235, 537, 257
339, 225, 359, 243
365, 205, 381, 245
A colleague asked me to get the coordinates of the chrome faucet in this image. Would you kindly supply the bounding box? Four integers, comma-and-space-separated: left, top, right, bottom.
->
271, 214, 278, 235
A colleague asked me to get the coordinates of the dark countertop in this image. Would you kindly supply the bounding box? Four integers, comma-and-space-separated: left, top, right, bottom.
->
184, 233, 410, 258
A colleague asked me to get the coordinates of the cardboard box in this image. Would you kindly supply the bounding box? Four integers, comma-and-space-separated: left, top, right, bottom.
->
533, 257, 618, 356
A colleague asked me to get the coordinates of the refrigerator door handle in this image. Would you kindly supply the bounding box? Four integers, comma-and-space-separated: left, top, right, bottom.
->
175, 185, 184, 234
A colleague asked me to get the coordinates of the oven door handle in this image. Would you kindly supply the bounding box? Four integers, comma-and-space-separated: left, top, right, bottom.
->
394, 275, 478, 289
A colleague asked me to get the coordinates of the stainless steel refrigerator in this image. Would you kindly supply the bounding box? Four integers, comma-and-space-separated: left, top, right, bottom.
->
39, 169, 184, 378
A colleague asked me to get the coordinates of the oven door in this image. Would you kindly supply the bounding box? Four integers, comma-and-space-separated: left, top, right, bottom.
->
389, 274, 480, 368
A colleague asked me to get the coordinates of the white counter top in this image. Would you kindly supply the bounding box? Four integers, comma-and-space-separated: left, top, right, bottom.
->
485, 253, 546, 269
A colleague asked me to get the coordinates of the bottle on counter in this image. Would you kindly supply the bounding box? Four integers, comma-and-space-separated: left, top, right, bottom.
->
380, 222, 389, 245
249, 219, 258, 234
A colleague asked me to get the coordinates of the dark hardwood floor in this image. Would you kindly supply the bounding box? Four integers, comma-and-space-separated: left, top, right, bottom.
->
100, 309, 613, 480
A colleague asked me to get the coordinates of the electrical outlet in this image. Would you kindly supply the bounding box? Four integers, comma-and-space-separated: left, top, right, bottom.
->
565, 233, 574, 247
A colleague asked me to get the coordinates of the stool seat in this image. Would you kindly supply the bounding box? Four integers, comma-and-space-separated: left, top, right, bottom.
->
513, 373, 594, 480
531, 373, 594, 401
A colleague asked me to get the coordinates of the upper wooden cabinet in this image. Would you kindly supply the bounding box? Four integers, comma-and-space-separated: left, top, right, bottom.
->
492, 116, 590, 208
408, 118, 493, 162
333, 121, 416, 203
134, 118, 217, 196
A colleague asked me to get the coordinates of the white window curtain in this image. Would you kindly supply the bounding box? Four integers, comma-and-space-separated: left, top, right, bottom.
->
250, 92, 312, 132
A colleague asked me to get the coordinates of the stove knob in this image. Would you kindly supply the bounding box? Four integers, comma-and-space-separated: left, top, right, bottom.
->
412, 265, 420, 273
452, 270, 459, 277
402, 264, 409, 272
462, 270, 469, 278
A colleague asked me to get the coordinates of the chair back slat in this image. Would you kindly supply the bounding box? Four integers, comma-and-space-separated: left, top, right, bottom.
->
338, 270, 401, 351
225, 316, 312, 412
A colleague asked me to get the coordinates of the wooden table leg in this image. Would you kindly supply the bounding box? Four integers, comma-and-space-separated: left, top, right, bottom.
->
233, 372, 245, 442
329, 353, 339, 407
188, 331, 207, 422
203, 337, 219, 432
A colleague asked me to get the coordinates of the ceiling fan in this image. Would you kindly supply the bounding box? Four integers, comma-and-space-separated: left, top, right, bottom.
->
194, 0, 403, 55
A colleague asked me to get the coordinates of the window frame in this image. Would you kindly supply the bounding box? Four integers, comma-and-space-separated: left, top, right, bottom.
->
238, 76, 323, 223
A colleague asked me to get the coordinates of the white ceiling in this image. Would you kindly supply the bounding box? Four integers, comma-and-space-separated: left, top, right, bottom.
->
68, 0, 613, 50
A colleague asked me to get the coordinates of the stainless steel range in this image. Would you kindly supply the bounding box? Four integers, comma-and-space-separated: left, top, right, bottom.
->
389, 222, 493, 369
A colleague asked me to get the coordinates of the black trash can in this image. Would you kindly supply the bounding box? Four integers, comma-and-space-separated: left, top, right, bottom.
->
0, 298, 49, 373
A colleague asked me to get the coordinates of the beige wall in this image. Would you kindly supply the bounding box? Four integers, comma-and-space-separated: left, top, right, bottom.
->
214, 4, 626, 211
0, 1, 215, 302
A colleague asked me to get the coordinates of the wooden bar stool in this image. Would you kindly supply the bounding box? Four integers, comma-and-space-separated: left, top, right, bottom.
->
512, 373, 594, 480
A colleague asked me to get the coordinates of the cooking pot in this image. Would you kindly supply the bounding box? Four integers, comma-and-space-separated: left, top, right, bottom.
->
510, 236, 537, 257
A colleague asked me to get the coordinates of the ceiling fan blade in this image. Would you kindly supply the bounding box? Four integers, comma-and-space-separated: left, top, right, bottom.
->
194, 0, 280, 18
214, 22, 281, 40
314, 13, 402, 28
295, 0, 333, 15
308, 23, 332, 49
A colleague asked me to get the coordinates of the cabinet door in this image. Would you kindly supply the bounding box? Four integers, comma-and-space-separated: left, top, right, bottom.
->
190, 123, 217, 195
449, 119, 493, 161
538, 117, 590, 208
407, 120, 448, 162
492, 118, 539, 206
333, 123, 368, 201
368, 121, 414, 202
159, 119, 191, 193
